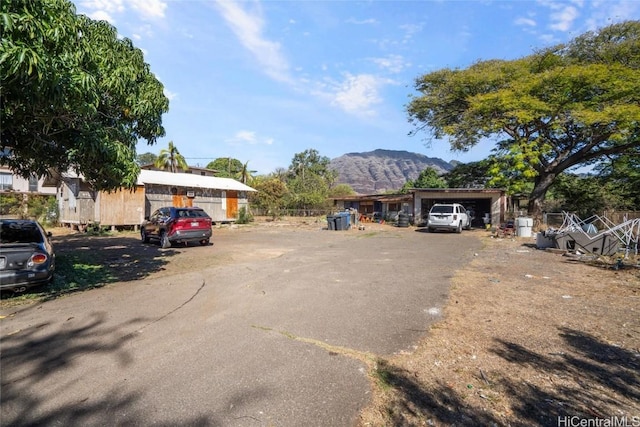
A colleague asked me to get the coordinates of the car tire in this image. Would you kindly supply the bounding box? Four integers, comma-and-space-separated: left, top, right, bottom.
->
456, 222, 462, 233
141, 228, 150, 243
200, 239, 210, 246
427, 227, 434, 233
160, 231, 171, 249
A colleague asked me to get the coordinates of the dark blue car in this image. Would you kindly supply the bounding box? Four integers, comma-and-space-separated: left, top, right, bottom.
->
0, 219, 55, 293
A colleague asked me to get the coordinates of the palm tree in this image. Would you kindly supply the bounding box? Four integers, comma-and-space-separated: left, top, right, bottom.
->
154, 141, 188, 173
237, 160, 257, 184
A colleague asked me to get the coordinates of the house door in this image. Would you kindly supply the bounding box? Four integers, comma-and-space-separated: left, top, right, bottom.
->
226, 191, 238, 219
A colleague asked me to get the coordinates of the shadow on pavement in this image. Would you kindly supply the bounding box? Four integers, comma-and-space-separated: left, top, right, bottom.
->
0, 311, 214, 426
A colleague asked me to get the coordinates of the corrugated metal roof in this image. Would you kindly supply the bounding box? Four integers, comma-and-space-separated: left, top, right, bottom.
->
137, 170, 256, 192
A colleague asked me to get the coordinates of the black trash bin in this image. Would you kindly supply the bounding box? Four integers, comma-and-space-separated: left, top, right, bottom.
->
334, 215, 343, 231
326, 215, 336, 230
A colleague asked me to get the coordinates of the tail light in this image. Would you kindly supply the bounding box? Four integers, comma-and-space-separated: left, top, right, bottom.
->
28, 253, 48, 267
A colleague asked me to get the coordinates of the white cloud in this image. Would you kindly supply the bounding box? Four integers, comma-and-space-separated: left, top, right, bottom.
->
399, 23, 423, 44
346, 17, 378, 25
549, 5, 579, 31
515, 17, 537, 27
129, 0, 167, 20
370, 54, 409, 74
226, 131, 273, 146
536, 0, 581, 32
330, 73, 383, 117
163, 88, 177, 101
213, 0, 292, 84
78, 0, 166, 26
86, 10, 115, 23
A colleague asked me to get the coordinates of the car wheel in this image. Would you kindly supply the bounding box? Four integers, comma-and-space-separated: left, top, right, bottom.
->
456, 222, 462, 233
427, 227, 433, 233
200, 239, 210, 246
160, 231, 171, 249
141, 228, 150, 243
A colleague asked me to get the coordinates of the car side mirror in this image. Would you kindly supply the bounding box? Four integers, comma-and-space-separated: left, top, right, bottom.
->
47, 232, 53, 238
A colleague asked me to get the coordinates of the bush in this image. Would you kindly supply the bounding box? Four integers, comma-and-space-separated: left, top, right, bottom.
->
236, 206, 254, 224
0, 193, 57, 224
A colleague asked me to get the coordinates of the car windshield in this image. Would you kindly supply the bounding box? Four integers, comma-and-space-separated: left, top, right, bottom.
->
0, 222, 44, 244
176, 209, 208, 218
431, 206, 454, 214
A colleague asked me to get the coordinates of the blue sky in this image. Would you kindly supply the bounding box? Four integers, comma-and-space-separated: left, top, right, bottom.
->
73, 0, 640, 175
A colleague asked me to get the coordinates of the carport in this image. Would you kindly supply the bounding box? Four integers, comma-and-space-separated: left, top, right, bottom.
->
410, 188, 507, 227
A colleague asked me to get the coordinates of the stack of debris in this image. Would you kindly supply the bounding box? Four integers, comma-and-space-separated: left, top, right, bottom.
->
537, 212, 640, 258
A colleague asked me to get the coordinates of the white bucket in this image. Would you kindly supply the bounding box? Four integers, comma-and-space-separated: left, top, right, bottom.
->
516, 217, 533, 237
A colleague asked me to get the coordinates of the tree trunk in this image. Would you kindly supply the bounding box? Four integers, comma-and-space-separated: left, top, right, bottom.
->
528, 172, 556, 230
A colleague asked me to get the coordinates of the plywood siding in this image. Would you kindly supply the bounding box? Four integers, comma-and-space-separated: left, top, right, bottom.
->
98, 187, 145, 226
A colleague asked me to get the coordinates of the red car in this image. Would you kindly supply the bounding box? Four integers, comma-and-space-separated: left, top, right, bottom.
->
141, 207, 212, 248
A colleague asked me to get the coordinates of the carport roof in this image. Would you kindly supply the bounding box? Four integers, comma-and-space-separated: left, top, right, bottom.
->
137, 170, 256, 192
409, 188, 505, 194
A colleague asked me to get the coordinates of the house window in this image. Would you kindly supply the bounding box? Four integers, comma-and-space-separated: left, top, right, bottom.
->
0, 172, 12, 190
28, 175, 38, 192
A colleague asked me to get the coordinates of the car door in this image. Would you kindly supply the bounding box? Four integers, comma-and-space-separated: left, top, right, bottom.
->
147, 209, 163, 238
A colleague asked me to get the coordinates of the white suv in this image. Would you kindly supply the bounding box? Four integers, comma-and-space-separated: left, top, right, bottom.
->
426, 203, 471, 233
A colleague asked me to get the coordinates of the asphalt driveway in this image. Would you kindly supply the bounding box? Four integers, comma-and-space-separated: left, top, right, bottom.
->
1, 223, 482, 426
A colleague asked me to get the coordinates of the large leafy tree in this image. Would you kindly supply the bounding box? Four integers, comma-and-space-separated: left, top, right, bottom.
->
594, 151, 640, 209
443, 160, 491, 188
407, 21, 640, 220
401, 167, 446, 192
548, 173, 626, 218
154, 141, 188, 172
286, 149, 336, 211
250, 176, 289, 218
1, 0, 169, 190
136, 152, 158, 166
206, 157, 243, 178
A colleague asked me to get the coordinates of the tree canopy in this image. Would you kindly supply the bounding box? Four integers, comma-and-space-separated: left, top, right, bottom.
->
136, 152, 158, 166
206, 157, 243, 178
286, 149, 337, 211
407, 21, 640, 219
401, 167, 446, 192
1, 0, 169, 190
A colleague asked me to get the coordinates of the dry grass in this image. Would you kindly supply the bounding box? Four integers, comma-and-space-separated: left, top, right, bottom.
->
357, 236, 640, 426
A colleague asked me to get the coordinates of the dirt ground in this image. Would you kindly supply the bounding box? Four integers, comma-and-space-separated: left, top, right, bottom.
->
5, 218, 640, 426
357, 230, 640, 426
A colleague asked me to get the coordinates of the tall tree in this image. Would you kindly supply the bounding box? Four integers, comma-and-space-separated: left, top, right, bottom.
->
595, 151, 640, 209
206, 157, 243, 178
137, 152, 158, 166
237, 160, 257, 184
1, 0, 168, 190
250, 176, 289, 218
286, 149, 336, 211
442, 160, 492, 188
401, 167, 447, 192
154, 141, 188, 173
407, 21, 640, 221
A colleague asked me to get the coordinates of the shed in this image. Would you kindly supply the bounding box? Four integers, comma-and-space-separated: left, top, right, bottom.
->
57, 170, 256, 228
331, 193, 413, 221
